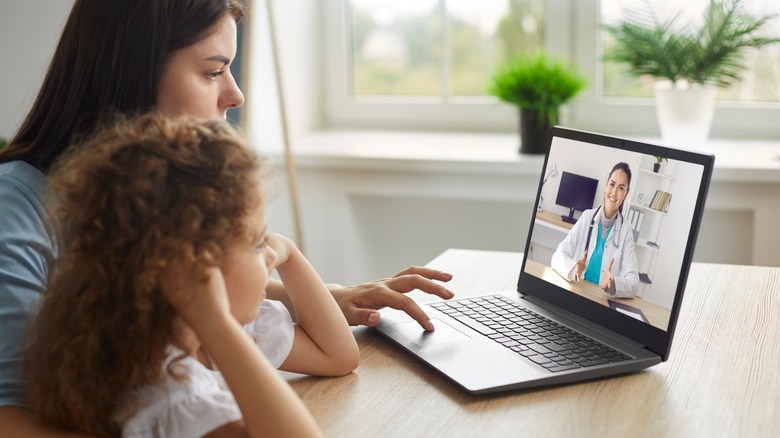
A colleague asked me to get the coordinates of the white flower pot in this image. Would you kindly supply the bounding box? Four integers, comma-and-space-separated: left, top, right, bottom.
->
654, 81, 716, 148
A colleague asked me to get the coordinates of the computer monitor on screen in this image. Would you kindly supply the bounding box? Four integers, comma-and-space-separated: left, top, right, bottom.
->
555, 171, 598, 224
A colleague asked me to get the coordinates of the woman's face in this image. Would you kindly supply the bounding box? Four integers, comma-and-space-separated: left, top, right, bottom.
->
157, 14, 244, 120
221, 202, 277, 325
604, 169, 630, 218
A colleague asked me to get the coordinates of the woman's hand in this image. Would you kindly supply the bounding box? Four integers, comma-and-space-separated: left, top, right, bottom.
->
330, 267, 454, 331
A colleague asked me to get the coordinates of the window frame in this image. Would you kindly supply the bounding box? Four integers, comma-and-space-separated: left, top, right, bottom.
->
322, 0, 780, 138
571, 0, 780, 139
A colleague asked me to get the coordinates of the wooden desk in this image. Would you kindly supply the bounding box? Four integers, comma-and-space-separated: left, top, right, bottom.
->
284, 249, 780, 437
524, 259, 671, 330
535, 210, 575, 230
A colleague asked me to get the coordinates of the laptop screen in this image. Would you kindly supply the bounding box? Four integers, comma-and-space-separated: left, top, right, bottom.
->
519, 127, 713, 359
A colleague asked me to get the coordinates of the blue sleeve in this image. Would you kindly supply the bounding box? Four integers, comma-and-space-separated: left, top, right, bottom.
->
0, 177, 53, 408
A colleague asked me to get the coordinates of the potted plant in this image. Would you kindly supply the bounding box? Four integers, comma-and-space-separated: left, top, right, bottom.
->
489, 51, 587, 154
653, 156, 668, 173
603, 0, 780, 146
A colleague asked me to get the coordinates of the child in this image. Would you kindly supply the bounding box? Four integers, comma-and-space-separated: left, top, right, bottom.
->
23, 113, 359, 437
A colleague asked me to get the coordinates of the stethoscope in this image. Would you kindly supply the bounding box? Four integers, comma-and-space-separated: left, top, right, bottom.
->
584, 205, 624, 253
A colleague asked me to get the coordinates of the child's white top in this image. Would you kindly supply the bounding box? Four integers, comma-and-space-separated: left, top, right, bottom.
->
117, 299, 294, 438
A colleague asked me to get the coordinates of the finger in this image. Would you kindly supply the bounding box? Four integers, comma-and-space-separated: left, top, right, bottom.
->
348, 308, 382, 327
384, 274, 455, 299
608, 258, 614, 272
394, 266, 453, 283
372, 290, 435, 331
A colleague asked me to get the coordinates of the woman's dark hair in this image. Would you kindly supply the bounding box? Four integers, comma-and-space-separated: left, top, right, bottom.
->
609, 162, 632, 213
0, 0, 244, 173
609, 162, 632, 187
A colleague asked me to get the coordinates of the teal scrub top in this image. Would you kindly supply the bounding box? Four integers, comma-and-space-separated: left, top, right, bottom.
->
584, 222, 612, 285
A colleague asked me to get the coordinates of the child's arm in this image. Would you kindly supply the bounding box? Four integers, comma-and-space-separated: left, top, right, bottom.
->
267, 234, 360, 376
161, 260, 321, 438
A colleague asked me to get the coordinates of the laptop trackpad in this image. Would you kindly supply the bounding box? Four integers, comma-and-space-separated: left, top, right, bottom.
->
390, 319, 471, 346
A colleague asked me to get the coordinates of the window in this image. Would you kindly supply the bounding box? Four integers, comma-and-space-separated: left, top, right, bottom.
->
574, 0, 780, 138
601, 0, 780, 103
323, 0, 780, 138
349, 0, 544, 98
324, 0, 568, 130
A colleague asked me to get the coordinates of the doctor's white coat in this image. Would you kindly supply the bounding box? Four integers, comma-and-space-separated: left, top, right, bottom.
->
551, 207, 639, 298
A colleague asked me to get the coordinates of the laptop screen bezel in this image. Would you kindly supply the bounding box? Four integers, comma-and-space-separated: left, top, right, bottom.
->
517, 126, 714, 361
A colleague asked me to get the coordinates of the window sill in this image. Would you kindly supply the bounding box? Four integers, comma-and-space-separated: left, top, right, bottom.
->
281, 130, 780, 183
289, 130, 542, 175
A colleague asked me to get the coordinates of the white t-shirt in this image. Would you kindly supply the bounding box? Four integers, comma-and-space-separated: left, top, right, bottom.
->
117, 299, 294, 438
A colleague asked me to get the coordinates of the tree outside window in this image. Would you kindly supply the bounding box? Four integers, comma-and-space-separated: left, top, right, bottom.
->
349, 0, 545, 99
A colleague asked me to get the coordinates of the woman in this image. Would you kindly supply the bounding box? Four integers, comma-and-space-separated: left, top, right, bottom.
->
551, 162, 639, 298
0, 1, 452, 435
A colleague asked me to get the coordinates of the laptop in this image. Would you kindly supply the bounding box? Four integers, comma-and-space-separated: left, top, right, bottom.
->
375, 126, 714, 394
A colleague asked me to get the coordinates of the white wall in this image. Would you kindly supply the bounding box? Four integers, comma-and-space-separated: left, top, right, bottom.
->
0, 1, 72, 140
243, 0, 322, 154
2, 0, 774, 295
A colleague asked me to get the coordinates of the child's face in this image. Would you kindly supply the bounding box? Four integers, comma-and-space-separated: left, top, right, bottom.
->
221, 202, 277, 325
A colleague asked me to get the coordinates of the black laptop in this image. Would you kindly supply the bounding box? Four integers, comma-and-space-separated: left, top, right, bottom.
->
375, 126, 714, 394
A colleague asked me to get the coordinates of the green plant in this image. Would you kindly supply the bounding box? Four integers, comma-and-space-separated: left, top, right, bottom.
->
656, 156, 668, 164
489, 51, 587, 125
603, 0, 780, 88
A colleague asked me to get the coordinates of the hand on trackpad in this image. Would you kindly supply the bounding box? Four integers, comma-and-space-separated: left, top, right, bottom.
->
390, 319, 471, 346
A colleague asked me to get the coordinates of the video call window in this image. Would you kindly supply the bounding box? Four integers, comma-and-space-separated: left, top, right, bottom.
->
526, 136, 704, 331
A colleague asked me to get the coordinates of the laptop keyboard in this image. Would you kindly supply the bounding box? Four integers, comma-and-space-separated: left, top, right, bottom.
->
430, 295, 631, 373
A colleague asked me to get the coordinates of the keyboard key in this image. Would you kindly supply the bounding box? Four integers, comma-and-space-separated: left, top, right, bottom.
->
548, 363, 580, 372
527, 355, 552, 365
576, 359, 609, 367
545, 342, 575, 352
451, 315, 495, 335
528, 343, 552, 355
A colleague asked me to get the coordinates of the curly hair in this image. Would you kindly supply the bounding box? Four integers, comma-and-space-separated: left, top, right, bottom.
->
24, 113, 273, 437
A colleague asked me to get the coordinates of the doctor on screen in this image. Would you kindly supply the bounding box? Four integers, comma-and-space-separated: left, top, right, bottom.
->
551, 162, 639, 298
